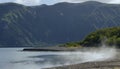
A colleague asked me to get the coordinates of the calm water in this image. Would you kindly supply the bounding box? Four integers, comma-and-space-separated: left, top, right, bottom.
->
0, 48, 83, 69
0, 47, 116, 69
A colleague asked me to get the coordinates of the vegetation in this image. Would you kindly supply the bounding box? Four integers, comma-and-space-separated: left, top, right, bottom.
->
63, 27, 120, 47
80, 27, 120, 47
61, 42, 81, 47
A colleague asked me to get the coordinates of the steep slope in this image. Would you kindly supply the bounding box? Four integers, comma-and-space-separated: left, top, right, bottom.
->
0, 3, 36, 46
1, 1, 120, 47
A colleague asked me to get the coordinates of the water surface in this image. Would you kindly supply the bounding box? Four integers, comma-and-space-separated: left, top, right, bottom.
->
0, 47, 116, 69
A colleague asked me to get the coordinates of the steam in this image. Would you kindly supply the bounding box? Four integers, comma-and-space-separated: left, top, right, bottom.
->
40, 45, 118, 68
10, 45, 118, 69
62, 46, 117, 63
60, 47, 116, 63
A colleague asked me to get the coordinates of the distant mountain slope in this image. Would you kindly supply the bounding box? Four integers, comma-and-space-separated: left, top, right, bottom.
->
0, 1, 120, 47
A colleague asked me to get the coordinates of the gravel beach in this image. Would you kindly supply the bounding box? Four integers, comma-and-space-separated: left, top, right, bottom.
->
47, 60, 120, 69
46, 48, 120, 69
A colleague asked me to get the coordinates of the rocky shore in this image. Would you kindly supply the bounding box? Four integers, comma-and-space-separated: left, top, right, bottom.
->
47, 60, 120, 69
45, 48, 120, 69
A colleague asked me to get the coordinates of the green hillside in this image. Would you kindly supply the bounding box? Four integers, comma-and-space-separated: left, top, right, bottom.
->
81, 27, 120, 47
64, 27, 120, 47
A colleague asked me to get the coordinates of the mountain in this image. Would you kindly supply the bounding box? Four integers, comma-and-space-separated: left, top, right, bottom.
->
0, 1, 120, 47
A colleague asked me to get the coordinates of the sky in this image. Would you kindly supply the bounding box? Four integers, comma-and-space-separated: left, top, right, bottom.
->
0, 0, 120, 6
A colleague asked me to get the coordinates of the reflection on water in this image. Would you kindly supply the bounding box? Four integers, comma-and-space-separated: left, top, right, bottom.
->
0, 47, 116, 69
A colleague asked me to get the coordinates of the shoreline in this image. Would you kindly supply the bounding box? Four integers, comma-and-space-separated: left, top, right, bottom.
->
46, 59, 120, 69
23, 47, 120, 69
46, 48, 120, 69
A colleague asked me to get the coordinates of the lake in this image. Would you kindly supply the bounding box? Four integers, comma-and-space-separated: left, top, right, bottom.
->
0, 47, 116, 69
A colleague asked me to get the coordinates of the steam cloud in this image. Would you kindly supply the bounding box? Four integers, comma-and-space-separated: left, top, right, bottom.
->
61, 46, 117, 63
41, 45, 118, 68
12, 45, 118, 69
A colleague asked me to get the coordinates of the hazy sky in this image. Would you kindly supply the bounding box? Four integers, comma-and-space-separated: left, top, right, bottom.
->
0, 0, 120, 6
